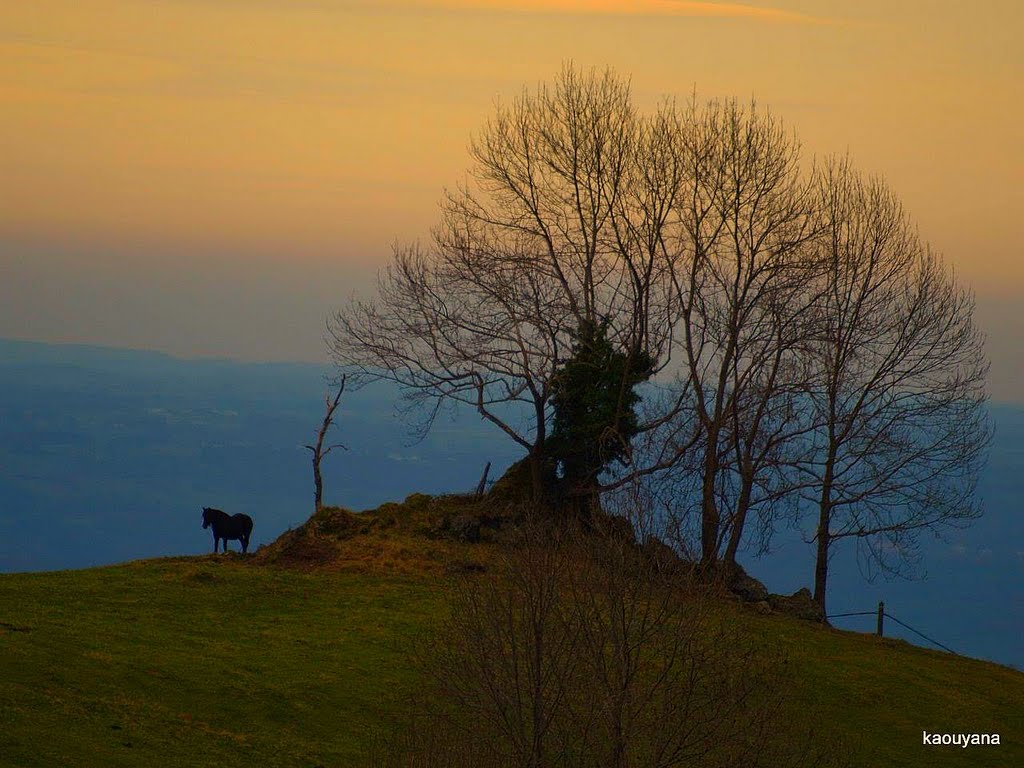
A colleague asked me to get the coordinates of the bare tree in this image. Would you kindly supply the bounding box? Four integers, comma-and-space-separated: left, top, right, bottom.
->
305, 376, 347, 513
428, 522, 579, 768
330, 65, 691, 506
670, 98, 820, 566
800, 157, 990, 615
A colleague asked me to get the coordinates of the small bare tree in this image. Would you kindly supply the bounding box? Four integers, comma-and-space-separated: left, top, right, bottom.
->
305, 376, 347, 513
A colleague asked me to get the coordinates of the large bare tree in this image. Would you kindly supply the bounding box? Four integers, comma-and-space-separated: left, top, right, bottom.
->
800, 157, 990, 614
330, 66, 688, 504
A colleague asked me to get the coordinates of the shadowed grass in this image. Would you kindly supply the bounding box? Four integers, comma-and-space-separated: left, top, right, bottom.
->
744, 608, 1024, 767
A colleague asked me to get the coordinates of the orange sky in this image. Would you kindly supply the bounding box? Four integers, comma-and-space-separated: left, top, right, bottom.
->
2, 1, 1022, 395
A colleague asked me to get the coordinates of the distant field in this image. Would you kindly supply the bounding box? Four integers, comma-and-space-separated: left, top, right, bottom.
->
0, 556, 1021, 767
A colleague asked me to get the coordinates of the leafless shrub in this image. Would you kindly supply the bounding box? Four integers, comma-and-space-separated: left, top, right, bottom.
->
366, 515, 844, 768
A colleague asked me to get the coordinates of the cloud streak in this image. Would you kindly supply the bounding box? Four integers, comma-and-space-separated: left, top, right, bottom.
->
408, 0, 830, 24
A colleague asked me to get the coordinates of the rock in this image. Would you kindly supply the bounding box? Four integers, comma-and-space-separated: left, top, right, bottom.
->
730, 569, 770, 603
310, 506, 368, 538
258, 528, 339, 568
403, 493, 433, 510
716, 561, 769, 603
754, 600, 772, 615
479, 518, 520, 545
446, 513, 519, 544
768, 587, 825, 622
486, 457, 554, 503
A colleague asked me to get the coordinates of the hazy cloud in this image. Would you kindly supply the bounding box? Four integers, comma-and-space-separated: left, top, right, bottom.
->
408, 0, 832, 24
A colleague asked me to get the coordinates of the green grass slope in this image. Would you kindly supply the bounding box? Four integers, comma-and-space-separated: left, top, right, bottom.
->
1, 499, 1021, 767
0, 558, 441, 767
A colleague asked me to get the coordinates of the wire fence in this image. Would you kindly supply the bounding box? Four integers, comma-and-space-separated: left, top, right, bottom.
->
827, 601, 959, 656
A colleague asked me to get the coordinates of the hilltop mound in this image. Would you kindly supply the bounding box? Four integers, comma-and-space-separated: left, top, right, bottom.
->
252, 490, 522, 574
253, 461, 822, 622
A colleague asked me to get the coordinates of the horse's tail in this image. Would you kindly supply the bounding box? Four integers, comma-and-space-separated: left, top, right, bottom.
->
242, 515, 254, 553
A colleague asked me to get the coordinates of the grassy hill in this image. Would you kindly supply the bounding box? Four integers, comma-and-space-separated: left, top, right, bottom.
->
1, 495, 1021, 767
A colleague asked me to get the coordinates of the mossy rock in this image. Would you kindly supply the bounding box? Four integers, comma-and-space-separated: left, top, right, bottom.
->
443, 513, 520, 544
253, 528, 340, 569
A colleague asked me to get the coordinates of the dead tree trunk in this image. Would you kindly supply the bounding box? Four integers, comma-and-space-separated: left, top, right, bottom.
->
305, 376, 347, 513
475, 462, 491, 498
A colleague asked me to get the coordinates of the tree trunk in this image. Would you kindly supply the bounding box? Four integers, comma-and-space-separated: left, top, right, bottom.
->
528, 449, 548, 509
570, 478, 599, 528
312, 456, 323, 512
700, 433, 721, 564
475, 461, 491, 497
307, 378, 345, 515
813, 517, 830, 619
722, 473, 753, 566
813, 453, 836, 617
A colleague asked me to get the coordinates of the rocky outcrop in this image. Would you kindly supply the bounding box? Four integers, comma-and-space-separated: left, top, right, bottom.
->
697, 562, 823, 622
727, 566, 770, 604
768, 587, 825, 622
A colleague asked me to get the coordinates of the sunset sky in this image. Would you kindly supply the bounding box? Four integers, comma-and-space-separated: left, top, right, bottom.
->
2, 1, 1022, 398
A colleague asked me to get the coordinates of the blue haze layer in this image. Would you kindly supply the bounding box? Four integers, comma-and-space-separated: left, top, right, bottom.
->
0, 338, 1020, 668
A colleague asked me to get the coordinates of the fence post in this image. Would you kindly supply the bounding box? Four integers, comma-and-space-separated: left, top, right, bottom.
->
876, 601, 885, 637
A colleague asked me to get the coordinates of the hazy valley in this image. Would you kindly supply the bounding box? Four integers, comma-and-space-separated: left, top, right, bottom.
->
1, 337, 1021, 669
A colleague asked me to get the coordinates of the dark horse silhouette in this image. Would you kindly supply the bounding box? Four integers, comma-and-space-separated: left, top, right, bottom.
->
201, 507, 254, 553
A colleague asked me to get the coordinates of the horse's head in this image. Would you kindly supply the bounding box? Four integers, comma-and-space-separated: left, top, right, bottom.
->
202, 507, 212, 529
